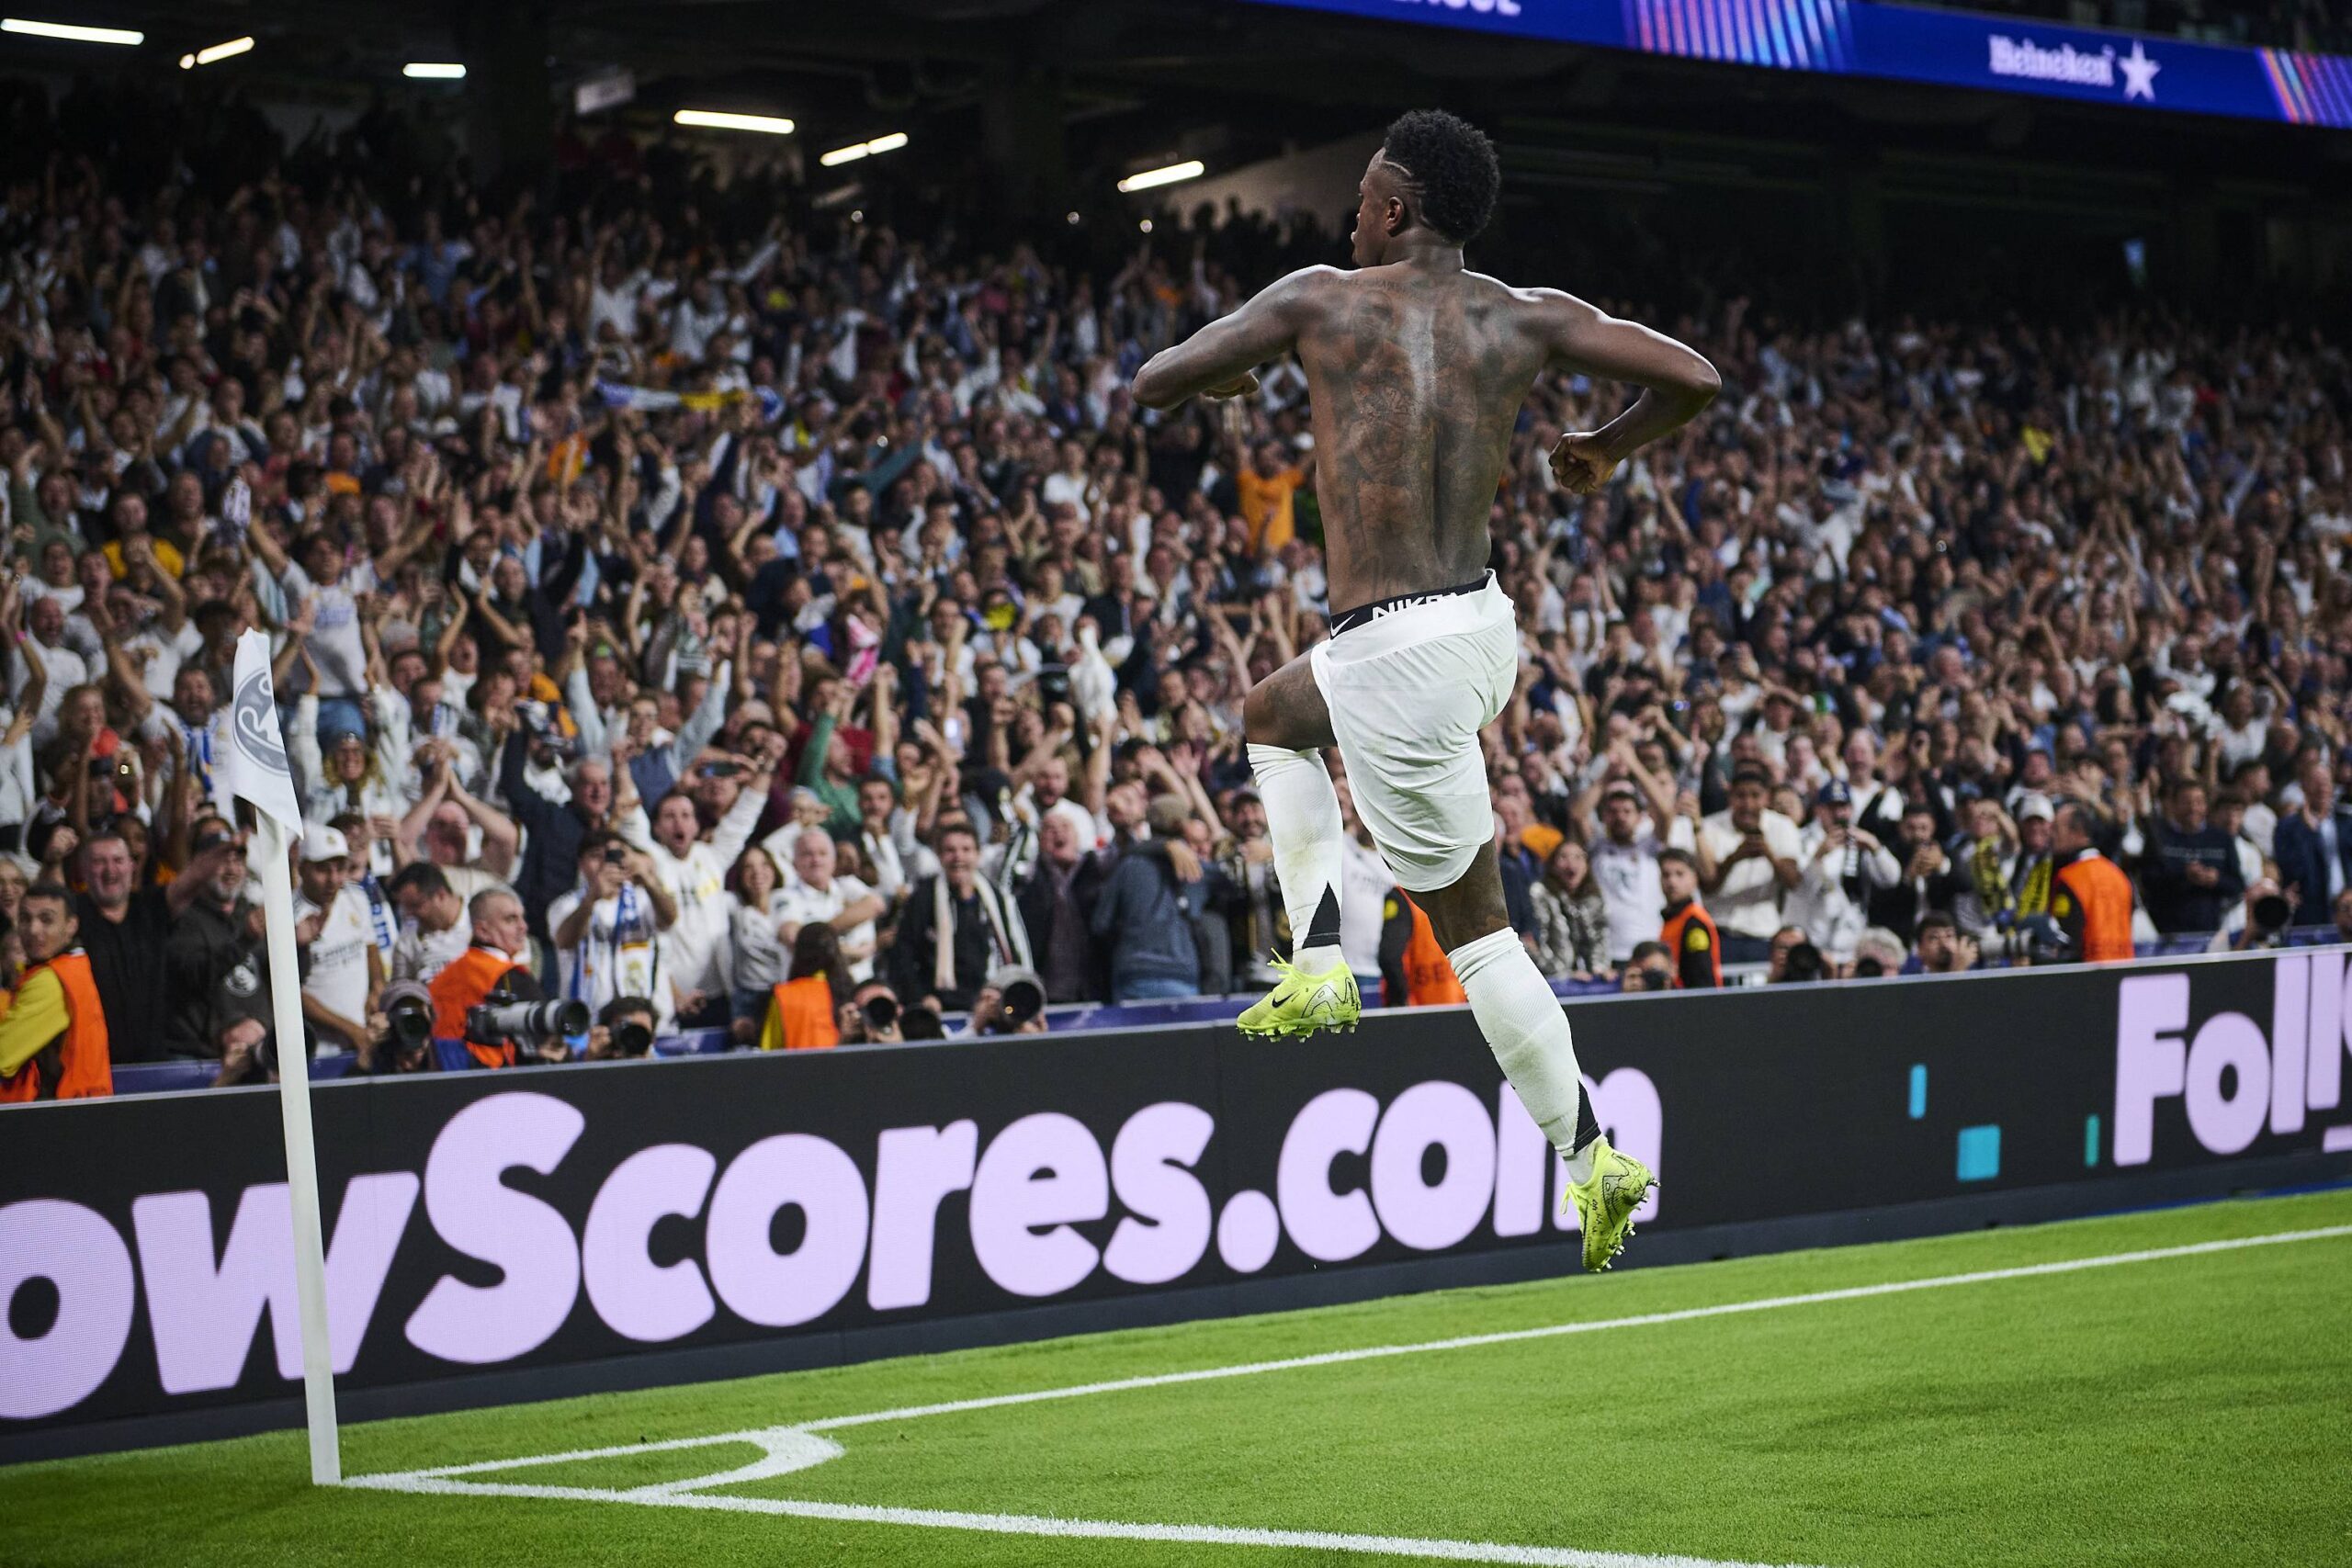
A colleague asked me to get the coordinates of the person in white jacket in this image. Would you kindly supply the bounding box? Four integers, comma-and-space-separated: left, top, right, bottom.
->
1787, 779, 1902, 971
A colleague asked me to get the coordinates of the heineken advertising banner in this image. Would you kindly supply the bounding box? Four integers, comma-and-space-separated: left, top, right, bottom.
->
1246, 0, 2352, 130
5, 948, 2346, 1454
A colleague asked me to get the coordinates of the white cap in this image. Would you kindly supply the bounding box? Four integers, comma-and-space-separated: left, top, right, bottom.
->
300, 823, 350, 863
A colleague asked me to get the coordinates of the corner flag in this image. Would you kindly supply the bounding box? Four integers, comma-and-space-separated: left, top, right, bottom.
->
227, 627, 341, 1484
224, 630, 303, 831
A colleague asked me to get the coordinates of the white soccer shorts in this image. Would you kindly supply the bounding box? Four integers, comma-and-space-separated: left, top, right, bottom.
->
1309, 572, 1518, 894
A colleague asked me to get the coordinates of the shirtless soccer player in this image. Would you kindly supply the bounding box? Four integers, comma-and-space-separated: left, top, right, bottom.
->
1133, 110, 1719, 1270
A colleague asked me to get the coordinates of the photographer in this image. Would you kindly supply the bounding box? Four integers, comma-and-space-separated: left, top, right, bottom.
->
1618, 940, 1673, 994
587, 996, 659, 1060
2213, 876, 2297, 953
211, 1027, 277, 1089
428, 888, 549, 1067
838, 978, 906, 1045
1770, 940, 1826, 985
967, 964, 1050, 1037
356, 978, 437, 1075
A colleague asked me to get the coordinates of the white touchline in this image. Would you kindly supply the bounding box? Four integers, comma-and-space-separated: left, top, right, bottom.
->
344, 1221, 2352, 1567
786, 1221, 2352, 1434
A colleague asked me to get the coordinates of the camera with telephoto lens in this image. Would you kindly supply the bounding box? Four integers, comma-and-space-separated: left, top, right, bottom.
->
612, 1020, 654, 1056
467, 997, 590, 1044
1003, 976, 1044, 1024
2245, 893, 2293, 950
863, 992, 900, 1032
368, 980, 438, 1073
386, 992, 433, 1049
981, 965, 1046, 1033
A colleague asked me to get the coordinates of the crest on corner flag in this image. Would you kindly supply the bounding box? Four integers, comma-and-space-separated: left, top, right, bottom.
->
224, 629, 303, 832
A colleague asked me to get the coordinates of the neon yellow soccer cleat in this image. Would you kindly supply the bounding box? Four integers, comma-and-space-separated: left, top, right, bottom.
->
1561, 1135, 1657, 1272
1236, 955, 1361, 1040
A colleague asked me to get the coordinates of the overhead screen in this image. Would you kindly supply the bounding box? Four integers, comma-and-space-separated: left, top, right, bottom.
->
1247, 0, 2352, 128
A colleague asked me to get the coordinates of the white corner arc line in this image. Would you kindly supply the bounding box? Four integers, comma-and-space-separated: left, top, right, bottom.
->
345, 1222, 2352, 1567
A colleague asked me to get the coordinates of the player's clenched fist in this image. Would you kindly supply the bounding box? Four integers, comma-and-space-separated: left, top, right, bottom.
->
1549, 431, 1616, 494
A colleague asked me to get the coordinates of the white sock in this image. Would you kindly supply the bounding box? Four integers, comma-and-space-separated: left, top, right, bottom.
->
1449, 928, 1593, 1177
1249, 743, 1345, 968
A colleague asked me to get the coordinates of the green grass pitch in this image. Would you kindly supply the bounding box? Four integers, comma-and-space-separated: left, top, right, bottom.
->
7, 1188, 2351, 1567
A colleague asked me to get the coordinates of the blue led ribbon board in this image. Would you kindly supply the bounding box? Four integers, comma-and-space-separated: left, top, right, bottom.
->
1245, 0, 2352, 129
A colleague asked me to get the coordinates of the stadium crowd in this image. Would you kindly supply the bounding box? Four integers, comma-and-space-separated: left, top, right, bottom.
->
3, 85, 2350, 1096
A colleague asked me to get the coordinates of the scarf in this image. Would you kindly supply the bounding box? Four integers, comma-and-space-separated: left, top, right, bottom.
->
574, 880, 658, 1004
933, 873, 1030, 996
359, 869, 398, 960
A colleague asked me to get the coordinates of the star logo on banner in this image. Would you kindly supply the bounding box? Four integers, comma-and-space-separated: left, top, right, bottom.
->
2120, 40, 2161, 100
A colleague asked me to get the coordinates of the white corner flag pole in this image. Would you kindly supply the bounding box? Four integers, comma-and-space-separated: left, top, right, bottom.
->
228, 630, 341, 1485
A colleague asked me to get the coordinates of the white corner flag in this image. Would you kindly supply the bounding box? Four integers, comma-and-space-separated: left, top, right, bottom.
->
225, 630, 304, 831
226, 629, 342, 1485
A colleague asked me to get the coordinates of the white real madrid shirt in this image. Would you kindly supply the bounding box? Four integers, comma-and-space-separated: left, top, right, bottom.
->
774, 874, 878, 981
297, 884, 374, 1023
646, 841, 731, 999
645, 790, 764, 999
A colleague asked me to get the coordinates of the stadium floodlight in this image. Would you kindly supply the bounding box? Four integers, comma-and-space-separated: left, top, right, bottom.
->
2, 17, 142, 43
820, 131, 909, 168
403, 62, 466, 79
674, 108, 796, 135
1117, 159, 1204, 194
179, 36, 254, 68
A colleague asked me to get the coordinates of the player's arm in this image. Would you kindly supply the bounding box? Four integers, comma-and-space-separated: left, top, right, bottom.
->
1130, 267, 1333, 409
1531, 290, 1721, 492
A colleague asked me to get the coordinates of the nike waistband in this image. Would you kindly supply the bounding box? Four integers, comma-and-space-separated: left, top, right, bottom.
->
1329, 575, 1491, 637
